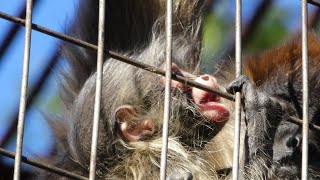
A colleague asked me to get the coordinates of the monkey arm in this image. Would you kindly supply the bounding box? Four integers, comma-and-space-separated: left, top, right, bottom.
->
226, 75, 294, 179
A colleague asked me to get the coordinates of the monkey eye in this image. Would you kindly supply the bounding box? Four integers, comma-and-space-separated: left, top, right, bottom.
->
170, 63, 196, 80
171, 64, 184, 77
172, 70, 184, 77
172, 69, 197, 80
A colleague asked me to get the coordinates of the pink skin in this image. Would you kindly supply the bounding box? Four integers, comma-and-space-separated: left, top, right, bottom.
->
161, 63, 230, 123
192, 75, 230, 123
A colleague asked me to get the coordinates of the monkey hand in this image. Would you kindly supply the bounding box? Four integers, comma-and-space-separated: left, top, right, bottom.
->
226, 75, 289, 172
226, 75, 285, 127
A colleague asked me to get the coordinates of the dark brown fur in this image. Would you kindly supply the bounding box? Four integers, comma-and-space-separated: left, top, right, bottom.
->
244, 32, 320, 86
226, 33, 320, 179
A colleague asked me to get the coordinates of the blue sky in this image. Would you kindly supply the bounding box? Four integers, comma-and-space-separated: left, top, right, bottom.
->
0, 0, 76, 167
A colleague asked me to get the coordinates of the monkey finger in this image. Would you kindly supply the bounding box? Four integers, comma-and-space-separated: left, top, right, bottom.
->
226, 75, 255, 101
226, 75, 250, 95
226, 75, 262, 111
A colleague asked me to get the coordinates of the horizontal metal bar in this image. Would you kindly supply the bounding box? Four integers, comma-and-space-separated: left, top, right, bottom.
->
0, 0, 39, 63
0, 11, 319, 134
308, 0, 320, 7
0, 11, 234, 101
0, 50, 60, 147
288, 116, 320, 131
0, 148, 88, 180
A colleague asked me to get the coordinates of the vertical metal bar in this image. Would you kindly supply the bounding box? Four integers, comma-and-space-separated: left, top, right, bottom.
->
89, 0, 105, 179
160, 0, 173, 179
232, 0, 242, 179
13, 0, 33, 179
301, 1, 309, 179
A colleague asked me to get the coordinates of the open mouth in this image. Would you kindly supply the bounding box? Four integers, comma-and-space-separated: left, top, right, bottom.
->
193, 88, 229, 123
199, 93, 220, 104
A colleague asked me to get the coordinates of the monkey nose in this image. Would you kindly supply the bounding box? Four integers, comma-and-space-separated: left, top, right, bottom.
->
195, 74, 218, 88
201, 74, 210, 81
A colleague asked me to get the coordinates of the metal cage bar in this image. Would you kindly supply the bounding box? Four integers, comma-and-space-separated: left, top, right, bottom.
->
1, 8, 317, 129
232, 0, 242, 179
0, 11, 233, 101
0, 0, 318, 178
160, 0, 173, 179
301, 0, 309, 179
0, 0, 39, 63
0, 148, 88, 180
88, 0, 106, 179
13, 0, 33, 179
308, 0, 320, 7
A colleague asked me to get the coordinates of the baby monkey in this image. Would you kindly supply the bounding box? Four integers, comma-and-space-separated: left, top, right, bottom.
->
37, 0, 232, 179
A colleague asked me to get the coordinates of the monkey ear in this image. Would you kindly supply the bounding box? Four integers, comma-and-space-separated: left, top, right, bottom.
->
115, 105, 155, 142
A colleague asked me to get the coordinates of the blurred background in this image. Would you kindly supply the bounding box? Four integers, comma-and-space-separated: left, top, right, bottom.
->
0, 0, 319, 178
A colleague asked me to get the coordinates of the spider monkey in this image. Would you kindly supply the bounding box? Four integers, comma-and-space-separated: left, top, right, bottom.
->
227, 33, 320, 179
37, 0, 320, 179
37, 0, 233, 179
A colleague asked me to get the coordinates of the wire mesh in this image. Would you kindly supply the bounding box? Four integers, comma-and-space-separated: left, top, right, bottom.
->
0, 148, 88, 180
308, 0, 320, 7
0, 11, 233, 100
0, 0, 317, 179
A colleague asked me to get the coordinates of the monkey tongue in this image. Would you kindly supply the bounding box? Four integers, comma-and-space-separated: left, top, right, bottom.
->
197, 102, 230, 123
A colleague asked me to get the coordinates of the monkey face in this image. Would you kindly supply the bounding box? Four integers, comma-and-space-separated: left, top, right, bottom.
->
272, 121, 320, 179
270, 74, 320, 178
227, 75, 320, 179
69, 59, 231, 169
151, 63, 231, 148
160, 63, 230, 123
113, 62, 230, 148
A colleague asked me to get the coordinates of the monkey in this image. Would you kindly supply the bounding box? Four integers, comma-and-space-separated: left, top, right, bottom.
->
226, 32, 320, 179
36, 0, 234, 179
36, 0, 320, 179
